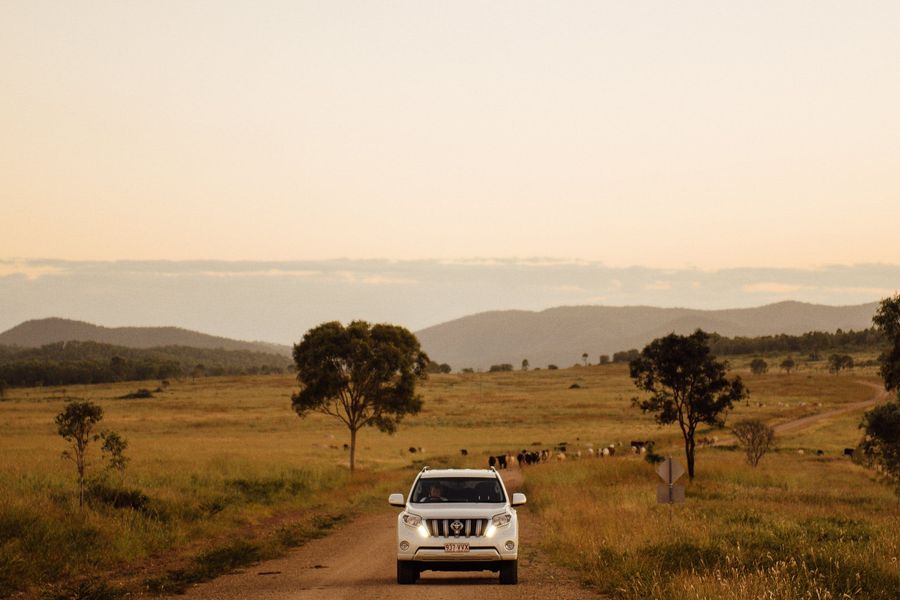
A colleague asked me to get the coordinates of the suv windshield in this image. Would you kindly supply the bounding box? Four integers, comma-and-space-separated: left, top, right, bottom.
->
411, 477, 506, 503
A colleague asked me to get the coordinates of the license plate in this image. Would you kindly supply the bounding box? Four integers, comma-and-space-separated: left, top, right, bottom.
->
444, 542, 470, 553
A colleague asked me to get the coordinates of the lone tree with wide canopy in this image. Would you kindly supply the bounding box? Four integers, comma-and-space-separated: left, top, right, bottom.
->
630, 329, 748, 480
291, 320, 428, 472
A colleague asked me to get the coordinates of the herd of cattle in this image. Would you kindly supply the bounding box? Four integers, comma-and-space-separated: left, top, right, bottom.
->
385, 441, 858, 462
460, 442, 860, 467
459, 440, 654, 469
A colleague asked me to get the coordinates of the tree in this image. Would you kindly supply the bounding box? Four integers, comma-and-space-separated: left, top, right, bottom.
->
613, 349, 640, 363
489, 364, 513, 372
857, 402, 900, 497
100, 430, 129, 483
547, 364, 558, 370
581, 353, 589, 366
750, 358, 768, 375
0, 378, 7, 399
630, 330, 748, 480
828, 354, 853, 374
732, 419, 775, 466
599, 355, 610, 365
780, 357, 796, 374
521, 359, 529, 371
857, 295, 900, 497
56, 400, 104, 508
439, 363, 451, 374
291, 321, 428, 472
873, 294, 900, 395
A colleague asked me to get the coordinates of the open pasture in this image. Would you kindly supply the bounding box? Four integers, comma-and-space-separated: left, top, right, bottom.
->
0, 362, 894, 597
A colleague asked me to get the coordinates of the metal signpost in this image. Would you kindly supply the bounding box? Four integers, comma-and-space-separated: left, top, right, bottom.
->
656, 457, 685, 504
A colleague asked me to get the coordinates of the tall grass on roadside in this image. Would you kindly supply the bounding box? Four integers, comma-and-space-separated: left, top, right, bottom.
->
526, 452, 899, 599
0, 465, 352, 597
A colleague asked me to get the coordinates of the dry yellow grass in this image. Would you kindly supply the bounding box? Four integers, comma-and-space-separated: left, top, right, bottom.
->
0, 361, 895, 597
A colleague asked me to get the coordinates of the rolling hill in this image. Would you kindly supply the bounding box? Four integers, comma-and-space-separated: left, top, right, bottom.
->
415, 301, 879, 370
0, 318, 291, 355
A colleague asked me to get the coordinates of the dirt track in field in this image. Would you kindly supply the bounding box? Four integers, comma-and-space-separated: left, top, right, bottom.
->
770, 381, 888, 434
164, 469, 603, 600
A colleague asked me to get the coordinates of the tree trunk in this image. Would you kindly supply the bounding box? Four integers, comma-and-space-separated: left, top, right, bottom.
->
685, 435, 695, 480
349, 427, 357, 473
78, 455, 85, 508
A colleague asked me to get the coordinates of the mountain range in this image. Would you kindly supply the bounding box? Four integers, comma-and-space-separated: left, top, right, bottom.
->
0, 300, 880, 371
414, 301, 879, 370
0, 318, 291, 355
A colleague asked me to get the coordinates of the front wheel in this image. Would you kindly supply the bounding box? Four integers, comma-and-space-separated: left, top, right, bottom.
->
499, 559, 518, 585
397, 560, 417, 585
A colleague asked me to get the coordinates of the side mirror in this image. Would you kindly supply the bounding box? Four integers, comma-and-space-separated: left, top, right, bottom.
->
511, 493, 527, 507
389, 493, 405, 507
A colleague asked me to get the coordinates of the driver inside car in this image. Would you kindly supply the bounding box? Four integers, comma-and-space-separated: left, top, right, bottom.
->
425, 482, 447, 502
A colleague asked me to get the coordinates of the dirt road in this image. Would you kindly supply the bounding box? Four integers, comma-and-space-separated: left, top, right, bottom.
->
165, 469, 602, 600
771, 381, 888, 434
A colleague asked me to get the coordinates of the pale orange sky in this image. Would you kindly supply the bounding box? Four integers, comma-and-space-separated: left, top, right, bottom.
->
1, 1, 898, 268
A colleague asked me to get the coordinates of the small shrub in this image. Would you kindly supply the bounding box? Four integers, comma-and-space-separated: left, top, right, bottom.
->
117, 389, 153, 400
87, 480, 149, 512
732, 419, 776, 466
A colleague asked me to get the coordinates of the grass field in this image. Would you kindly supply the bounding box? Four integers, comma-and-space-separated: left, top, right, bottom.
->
0, 360, 897, 597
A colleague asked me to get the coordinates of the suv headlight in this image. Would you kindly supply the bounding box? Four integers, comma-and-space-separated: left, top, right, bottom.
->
401, 513, 422, 528
492, 513, 512, 528
485, 512, 512, 538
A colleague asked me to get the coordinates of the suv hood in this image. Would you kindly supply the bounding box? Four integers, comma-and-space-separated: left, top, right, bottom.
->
406, 503, 507, 517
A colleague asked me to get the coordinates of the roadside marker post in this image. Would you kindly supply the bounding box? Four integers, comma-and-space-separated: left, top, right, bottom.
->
656, 456, 685, 504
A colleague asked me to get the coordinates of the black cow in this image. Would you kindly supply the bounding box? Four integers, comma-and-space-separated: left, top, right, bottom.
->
843, 448, 855, 457
460, 449, 468, 456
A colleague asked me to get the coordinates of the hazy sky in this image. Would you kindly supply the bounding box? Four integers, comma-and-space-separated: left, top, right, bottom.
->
2, 2, 899, 268
1, 259, 896, 343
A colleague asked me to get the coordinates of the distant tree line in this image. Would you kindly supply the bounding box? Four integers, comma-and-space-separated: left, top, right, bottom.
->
706, 328, 882, 356
0, 341, 292, 388
425, 360, 452, 374
612, 328, 883, 361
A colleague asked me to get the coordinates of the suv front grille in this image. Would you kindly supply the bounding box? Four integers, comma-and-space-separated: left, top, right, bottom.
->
426, 518, 489, 537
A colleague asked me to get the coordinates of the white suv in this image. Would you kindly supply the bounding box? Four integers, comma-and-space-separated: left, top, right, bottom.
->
389, 467, 526, 585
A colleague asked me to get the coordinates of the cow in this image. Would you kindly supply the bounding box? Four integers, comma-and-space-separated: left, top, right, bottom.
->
816, 450, 825, 456
497, 454, 508, 469
488, 455, 497, 468
843, 448, 855, 457
460, 448, 468, 456
556, 452, 566, 462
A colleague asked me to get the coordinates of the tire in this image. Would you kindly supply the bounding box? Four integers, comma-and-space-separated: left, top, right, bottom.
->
499, 559, 518, 585
397, 560, 417, 585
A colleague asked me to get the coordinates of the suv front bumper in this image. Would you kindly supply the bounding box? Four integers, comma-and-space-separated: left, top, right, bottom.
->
396, 518, 518, 562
